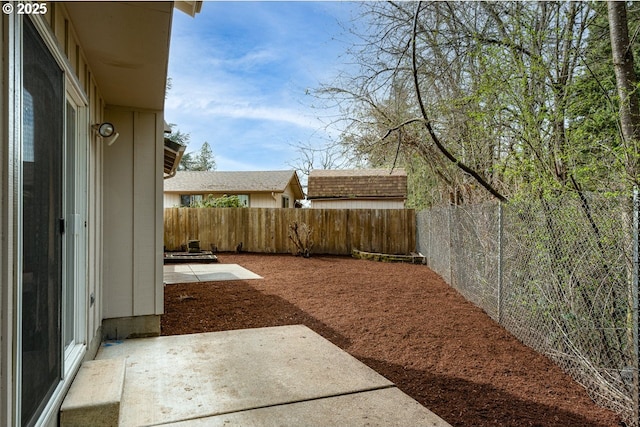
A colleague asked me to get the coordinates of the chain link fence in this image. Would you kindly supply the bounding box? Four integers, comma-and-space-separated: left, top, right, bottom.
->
417, 191, 639, 426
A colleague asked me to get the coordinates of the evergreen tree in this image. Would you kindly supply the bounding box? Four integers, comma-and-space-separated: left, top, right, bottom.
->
192, 141, 216, 171
166, 127, 195, 171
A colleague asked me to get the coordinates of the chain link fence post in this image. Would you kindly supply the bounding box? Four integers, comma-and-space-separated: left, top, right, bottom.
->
497, 201, 504, 325
448, 204, 454, 286
428, 210, 432, 267
633, 187, 639, 426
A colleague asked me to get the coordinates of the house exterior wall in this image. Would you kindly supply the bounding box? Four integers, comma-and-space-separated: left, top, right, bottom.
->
281, 183, 300, 208
162, 171, 304, 208
1, 2, 175, 424
103, 108, 163, 327
164, 192, 181, 207
249, 192, 280, 208
1, 8, 109, 426
310, 199, 405, 209
163, 191, 296, 208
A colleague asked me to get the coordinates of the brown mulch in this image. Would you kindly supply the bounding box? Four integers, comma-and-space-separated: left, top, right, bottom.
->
161, 253, 622, 427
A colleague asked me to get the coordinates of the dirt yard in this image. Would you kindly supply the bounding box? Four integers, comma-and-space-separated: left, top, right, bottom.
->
161, 253, 622, 427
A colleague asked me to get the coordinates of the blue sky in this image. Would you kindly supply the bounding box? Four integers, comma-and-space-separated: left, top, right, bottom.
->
166, 1, 361, 171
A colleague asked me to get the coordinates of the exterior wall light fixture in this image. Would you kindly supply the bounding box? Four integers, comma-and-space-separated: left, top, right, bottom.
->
92, 122, 120, 146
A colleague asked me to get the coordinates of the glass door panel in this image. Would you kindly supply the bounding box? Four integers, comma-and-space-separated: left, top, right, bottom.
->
21, 18, 64, 427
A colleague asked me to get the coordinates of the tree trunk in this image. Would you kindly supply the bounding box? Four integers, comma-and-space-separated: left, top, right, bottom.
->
608, 0, 640, 179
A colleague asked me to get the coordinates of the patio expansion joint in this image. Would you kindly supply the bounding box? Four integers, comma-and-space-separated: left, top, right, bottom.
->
144, 384, 398, 426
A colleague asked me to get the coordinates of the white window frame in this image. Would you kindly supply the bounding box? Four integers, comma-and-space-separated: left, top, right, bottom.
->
62, 83, 89, 374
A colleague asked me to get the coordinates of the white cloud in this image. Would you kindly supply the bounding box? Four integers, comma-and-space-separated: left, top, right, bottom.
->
167, 74, 322, 130
201, 104, 319, 129
165, 2, 360, 172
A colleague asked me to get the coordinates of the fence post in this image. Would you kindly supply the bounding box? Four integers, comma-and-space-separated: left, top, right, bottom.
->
428, 211, 432, 267
498, 202, 504, 324
633, 187, 639, 426
448, 205, 454, 286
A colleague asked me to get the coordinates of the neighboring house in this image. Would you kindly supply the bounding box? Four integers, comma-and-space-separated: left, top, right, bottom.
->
307, 169, 408, 209
0, 2, 201, 425
163, 170, 305, 208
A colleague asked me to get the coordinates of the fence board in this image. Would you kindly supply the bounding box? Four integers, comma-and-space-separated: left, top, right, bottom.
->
164, 207, 415, 255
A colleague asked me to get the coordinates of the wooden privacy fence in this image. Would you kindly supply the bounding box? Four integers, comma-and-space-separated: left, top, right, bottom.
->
164, 207, 416, 255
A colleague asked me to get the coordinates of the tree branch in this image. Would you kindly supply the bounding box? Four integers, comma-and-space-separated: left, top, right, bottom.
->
411, 1, 507, 202
379, 117, 424, 141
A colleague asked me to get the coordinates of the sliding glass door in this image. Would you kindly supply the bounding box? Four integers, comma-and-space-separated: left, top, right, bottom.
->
21, 18, 64, 426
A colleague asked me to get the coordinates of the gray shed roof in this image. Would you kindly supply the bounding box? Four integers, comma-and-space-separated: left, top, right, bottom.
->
164, 170, 304, 199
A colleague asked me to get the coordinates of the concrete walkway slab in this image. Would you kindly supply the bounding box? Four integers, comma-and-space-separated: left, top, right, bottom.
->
163, 388, 448, 427
163, 263, 262, 284
95, 325, 450, 427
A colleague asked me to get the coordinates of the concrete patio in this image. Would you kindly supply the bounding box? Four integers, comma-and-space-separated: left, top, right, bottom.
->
63, 325, 450, 426
163, 263, 263, 284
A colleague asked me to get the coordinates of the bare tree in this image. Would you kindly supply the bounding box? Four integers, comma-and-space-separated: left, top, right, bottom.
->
318, 1, 610, 204
288, 140, 354, 176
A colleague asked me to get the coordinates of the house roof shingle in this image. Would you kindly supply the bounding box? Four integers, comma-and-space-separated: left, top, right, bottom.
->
307, 168, 407, 200
164, 170, 304, 199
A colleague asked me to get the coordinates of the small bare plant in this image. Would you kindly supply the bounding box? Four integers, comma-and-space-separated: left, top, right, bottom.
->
288, 221, 313, 258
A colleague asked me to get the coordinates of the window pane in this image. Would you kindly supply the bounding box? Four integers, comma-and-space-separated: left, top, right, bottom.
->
238, 194, 249, 207
22, 18, 63, 426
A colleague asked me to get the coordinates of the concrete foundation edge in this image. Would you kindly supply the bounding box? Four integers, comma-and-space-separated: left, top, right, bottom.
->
102, 315, 161, 340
